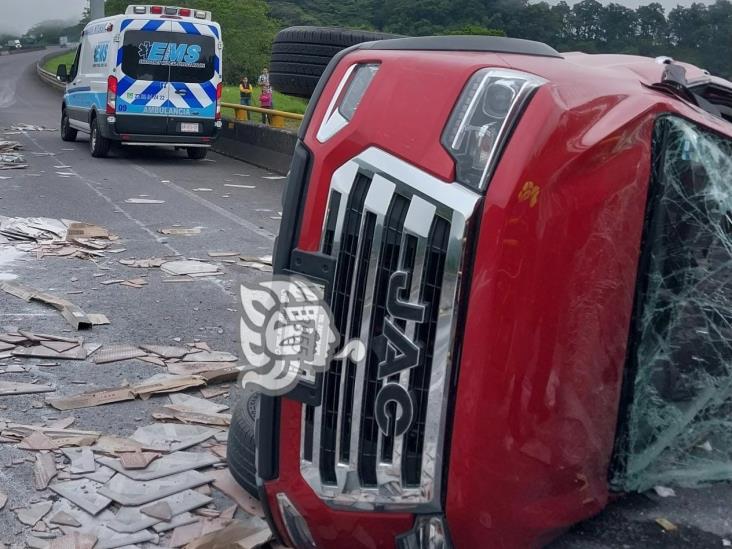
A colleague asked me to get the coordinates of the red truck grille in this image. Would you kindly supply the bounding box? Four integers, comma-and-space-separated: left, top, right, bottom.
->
300, 148, 479, 510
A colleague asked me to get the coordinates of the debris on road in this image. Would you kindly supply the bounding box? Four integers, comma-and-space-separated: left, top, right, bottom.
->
118, 257, 168, 268
33, 452, 58, 489
0, 281, 93, 330
0, 140, 26, 169
0, 381, 56, 396
9, 124, 56, 132
237, 253, 273, 272
161, 259, 223, 278
0, 216, 116, 260
655, 517, 679, 532
653, 486, 676, 498
159, 227, 202, 236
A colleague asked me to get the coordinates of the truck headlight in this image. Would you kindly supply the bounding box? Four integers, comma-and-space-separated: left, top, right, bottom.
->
441, 68, 546, 192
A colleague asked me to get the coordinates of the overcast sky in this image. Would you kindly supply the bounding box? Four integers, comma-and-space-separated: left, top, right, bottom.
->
0, 0, 87, 35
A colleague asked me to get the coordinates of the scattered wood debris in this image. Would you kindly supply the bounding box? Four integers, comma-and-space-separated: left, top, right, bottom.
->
161, 260, 223, 277
159, 226, 202, 236
118, 257, 167, 268
33, 452, 58, 489
0, 381, 55, 396
0, 281, 92, 330
0, 216, 116, 260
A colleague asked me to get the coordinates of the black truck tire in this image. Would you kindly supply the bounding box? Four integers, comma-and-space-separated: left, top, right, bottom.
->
270, 26, 400, 98
227, 388, 260, 499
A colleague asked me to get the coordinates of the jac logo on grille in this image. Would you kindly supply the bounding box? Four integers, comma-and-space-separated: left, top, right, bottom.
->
373, 271, 426, 437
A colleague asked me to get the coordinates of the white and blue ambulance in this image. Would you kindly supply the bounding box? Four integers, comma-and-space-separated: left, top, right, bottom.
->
56, 5, 223, 159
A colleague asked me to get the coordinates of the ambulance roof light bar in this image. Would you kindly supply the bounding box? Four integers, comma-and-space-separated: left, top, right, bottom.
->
125, 6, 212, 20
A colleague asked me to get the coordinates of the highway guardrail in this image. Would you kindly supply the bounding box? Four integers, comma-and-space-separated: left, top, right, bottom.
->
220, 102, 304, 129
36, 62, 66, 92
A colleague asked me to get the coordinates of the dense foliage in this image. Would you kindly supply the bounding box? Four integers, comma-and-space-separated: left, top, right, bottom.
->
269, 0, 732, 78
104, 0, 278, 83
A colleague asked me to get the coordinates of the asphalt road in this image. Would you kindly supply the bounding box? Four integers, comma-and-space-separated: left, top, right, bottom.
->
0, 48, 730, 548
0, 48, 278, 544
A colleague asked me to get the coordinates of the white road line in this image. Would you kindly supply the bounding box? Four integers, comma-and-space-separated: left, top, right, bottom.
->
131, 163, 277, 241
17, 131, 234, 296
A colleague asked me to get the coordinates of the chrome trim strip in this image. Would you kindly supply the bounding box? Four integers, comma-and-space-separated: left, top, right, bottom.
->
301, 147, 480, 511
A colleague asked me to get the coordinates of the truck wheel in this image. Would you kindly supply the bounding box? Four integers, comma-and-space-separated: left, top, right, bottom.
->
186, 147, 208, 160
270, 26, 400, 98
89, 117, 110, 158
227, 388, 260, 499
60, 110, 77, 142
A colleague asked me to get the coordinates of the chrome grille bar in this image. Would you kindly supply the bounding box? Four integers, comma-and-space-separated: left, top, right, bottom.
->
301, 148, 480, 510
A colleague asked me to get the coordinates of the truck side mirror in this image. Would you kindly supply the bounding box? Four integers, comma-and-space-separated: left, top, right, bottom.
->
56, 64, 68, 82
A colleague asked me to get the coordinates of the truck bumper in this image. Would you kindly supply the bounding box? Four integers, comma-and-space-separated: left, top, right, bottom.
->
97, 114, 220, 146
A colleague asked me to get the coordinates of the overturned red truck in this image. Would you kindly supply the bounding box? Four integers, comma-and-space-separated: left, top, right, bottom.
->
228, 33, 732, 548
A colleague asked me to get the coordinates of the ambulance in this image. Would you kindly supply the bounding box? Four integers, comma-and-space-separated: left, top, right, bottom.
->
56, 5, 223, 159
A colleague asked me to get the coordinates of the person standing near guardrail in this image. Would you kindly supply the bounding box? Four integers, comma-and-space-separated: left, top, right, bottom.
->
239, 77, 253, 120
257, 68, 269, 87
260, 84, 273, 125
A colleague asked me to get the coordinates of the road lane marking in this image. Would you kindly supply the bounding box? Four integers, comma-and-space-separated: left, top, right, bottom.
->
131, 164, 276, 241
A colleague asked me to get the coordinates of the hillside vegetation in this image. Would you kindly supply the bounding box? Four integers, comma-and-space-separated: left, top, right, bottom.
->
268, 0, 732, 78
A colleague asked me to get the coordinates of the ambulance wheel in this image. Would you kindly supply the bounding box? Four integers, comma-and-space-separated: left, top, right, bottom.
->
228, 388, 260, 499
270, 26, 400, 98
89, 117, 110, 158
186, 147, 208, 160
60, 110, 77, 142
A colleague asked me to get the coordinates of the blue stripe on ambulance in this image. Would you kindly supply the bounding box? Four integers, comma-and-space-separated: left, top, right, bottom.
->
141, 20, 165, 32
120, 18, 134, 32
117, 75, 136, 97
178, 22, 200, 35
170, 83, 203, 109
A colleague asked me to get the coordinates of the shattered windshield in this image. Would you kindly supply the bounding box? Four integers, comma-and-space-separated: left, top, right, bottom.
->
612, 116, 732, 491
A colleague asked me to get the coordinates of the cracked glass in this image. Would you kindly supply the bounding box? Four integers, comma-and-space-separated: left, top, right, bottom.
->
613, 115, 732, 491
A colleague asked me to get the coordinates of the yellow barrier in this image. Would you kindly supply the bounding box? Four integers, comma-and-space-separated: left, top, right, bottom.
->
221, 102, 304, 129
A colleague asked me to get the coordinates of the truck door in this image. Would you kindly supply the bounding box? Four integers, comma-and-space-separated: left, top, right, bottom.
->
115, 20, 174, 135
164, 21, 220, 137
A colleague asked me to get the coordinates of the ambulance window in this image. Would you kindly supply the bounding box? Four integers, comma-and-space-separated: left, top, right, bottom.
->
612, 116, 732, 491
121, 30, 170, 81
120, 30, 215, 83
70, 44, 81, 80
167, 33, 216, 84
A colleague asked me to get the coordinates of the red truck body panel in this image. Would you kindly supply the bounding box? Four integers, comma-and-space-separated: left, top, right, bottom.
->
263, 47, 732, 547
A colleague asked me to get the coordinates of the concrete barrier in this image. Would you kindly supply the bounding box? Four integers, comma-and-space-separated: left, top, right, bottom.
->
35, 54, 296, 174
214, 120, 296, 175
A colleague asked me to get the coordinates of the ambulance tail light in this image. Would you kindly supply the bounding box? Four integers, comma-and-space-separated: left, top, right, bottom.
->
132, 6, 146, 14
106, 75, 118, 115
178, 8, 191, 16
195, 10, 208, 19
441, 68, 546, 191
150, 6, 163, 15
215, 82, 222, 121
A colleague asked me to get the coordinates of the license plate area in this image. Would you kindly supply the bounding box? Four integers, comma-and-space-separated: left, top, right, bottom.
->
180, 122, 200, 133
